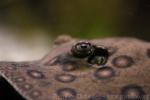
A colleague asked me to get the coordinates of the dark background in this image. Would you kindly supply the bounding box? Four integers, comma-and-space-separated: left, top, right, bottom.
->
0, 0, 150, 40
0, 0, 150, 61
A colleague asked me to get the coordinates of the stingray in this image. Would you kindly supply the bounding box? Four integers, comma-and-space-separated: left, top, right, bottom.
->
0, 35, 149, 100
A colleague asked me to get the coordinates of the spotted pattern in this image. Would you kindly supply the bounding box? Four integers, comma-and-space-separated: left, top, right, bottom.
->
27, 70, 45, 79
112, 55, 134, 68
88, 95, 107, 100
55, 74, 76, 83
50, 55, 79, 71
94, 67, 115, 80
62, 64, 77, 72
30, 90, 42, 98
20, 83, 32, 90
56, 88, 77, 100
0, 38, 150, 100
6, 63, 30, 70
15, 77, 26, 83
121, 84, 145, 100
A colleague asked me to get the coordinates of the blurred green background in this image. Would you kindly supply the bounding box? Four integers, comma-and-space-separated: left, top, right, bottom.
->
0, 0, 150, 40
0, 0, 150, 61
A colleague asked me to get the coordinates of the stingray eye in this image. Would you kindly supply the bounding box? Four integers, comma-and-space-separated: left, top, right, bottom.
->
71, 41, 94, 58
88, 56, 108, 65
87, 46, 109, 65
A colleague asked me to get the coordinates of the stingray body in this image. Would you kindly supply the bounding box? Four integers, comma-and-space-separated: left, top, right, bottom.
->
0, 36, 150, 100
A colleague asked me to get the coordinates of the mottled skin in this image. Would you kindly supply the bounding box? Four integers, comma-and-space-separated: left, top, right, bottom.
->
0, 35, 150, 100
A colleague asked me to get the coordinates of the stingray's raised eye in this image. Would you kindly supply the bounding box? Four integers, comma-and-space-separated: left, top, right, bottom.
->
88, 46, 109, 65
71, 41, 109, 65
71, 41, 95, 58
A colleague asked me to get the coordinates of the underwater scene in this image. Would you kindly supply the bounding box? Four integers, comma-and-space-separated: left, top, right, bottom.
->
0, 0, 150, 100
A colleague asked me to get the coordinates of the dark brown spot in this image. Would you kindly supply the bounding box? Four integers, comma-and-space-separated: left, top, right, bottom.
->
94, 67, 115, 80
27, 70, 45, 79
146, 48, 150, 58
30, 90, 42, 98
112, 55, 134, 68
121, 84, 145, 100
55, 74, 76, 83
56, 88, 77, 100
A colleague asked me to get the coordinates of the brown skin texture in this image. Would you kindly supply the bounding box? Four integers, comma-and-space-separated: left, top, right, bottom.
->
0, 35, 150, 100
